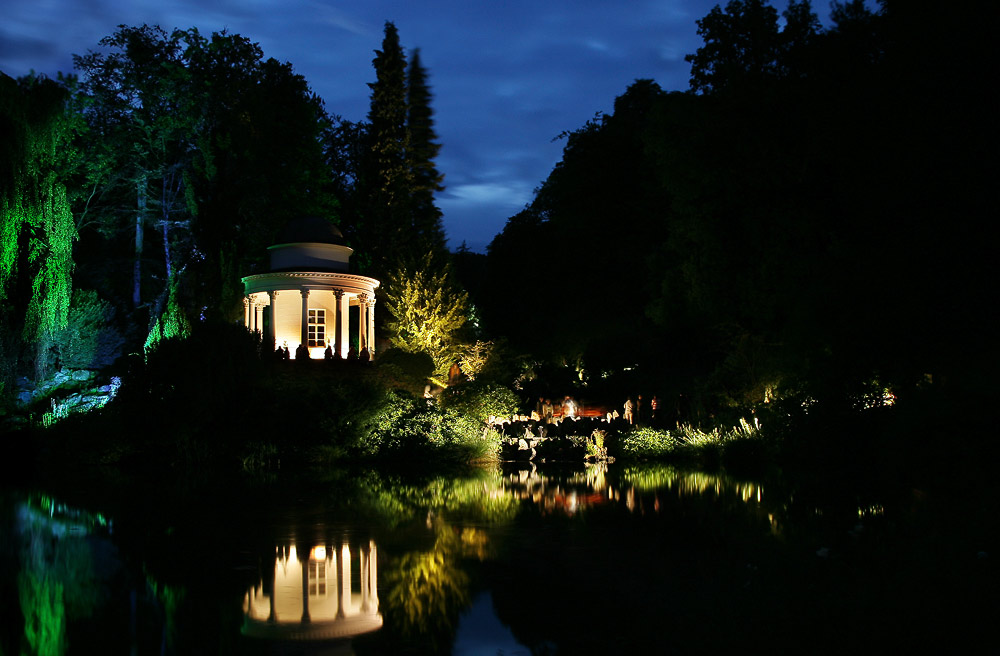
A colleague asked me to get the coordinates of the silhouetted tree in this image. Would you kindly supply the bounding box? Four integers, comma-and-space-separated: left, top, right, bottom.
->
406, 49, 447, 258
362, 21, 411, 271
685, 0, 782, 95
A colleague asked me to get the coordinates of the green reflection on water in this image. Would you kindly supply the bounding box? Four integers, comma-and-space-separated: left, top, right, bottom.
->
618, 463, 764, 502
18, 571, 65, 656
13, 495, 111, 656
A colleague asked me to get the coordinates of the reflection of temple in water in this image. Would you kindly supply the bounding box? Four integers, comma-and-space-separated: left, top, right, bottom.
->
243, 538, 382, 641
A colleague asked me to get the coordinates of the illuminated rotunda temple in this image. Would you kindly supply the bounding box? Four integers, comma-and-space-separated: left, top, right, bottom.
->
241, 217, 380, 358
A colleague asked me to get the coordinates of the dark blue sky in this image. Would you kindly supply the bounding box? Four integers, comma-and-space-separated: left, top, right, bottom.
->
1, 0, 846, 252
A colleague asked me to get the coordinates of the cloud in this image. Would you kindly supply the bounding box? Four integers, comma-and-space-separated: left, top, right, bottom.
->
442, 181, 534, 209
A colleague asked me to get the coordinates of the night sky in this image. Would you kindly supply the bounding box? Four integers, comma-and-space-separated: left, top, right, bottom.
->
2, 0, 846, 252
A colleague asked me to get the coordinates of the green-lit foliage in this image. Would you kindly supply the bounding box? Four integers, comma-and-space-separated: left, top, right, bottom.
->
355, 388, 501, 462
613, 419, 764, 464
145, 575, 185, 653
144, 278, 191, 351
441, 380, 519, 425
14, 495, 112, 656
0, 74, 79, 384
383, 252, 469, 383
17, 572, 66, 656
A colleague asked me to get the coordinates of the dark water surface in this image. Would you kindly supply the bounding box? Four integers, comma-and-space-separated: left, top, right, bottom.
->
2, 461, 995, 654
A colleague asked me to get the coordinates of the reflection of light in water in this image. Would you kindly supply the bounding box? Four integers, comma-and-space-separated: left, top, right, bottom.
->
621, 467, 765, 508
502, 464, 766, 517
243, 538, 382, 641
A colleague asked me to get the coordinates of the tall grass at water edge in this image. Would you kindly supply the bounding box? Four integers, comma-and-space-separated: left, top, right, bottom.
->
614, 417, 766, 464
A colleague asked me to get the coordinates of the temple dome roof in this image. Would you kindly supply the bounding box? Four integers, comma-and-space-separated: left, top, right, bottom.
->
274, 216, 346, 246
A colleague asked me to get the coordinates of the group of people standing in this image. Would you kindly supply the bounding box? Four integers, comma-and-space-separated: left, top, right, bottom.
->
271, 343, 371, 362
623, 394, 660, 427
528, 393, 663, 427
533, 396, 578, 423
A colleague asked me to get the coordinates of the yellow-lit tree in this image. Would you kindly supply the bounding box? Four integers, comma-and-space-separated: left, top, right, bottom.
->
383, 253, 468, 385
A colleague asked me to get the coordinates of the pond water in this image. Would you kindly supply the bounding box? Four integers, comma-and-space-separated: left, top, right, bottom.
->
1, 461, 994, 654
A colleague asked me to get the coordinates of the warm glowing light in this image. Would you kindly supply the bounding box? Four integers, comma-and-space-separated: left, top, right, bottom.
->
311, 546, 327, 561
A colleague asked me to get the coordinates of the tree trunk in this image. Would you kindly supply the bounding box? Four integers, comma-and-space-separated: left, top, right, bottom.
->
161, 174, 173, 284
133, 175, 147, 308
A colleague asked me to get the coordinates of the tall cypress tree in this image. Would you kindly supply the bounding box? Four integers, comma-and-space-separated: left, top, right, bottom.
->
406, 49, 446, 258
365, 21, 410, 270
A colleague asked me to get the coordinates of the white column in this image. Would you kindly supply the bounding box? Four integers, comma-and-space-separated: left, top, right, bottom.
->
367, 297, 376, 357
358, 293, 369, 352
243, 296, 251, 329
340, 293, 350, 358
333, 290, 345, 358
300, 289, 310, 350
267, 291, 277, 345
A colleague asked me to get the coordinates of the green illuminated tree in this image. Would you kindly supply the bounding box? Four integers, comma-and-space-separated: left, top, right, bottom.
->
1, 73, 80, 382
383, 253, 469, 383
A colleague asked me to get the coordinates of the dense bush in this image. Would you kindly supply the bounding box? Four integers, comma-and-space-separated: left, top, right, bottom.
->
355, 388, 501, 462
441, 381, 519, 425
53, 289, 124, 370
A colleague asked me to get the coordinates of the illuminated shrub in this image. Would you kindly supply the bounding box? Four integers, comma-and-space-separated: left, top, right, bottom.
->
53, 289, 123, 370
441, 381, 519, 425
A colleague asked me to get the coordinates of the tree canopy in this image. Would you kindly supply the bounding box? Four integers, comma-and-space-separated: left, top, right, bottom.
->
480, 0, 994, 414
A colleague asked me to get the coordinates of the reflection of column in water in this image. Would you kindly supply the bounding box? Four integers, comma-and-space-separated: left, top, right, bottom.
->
301, 547, 310, 623
340, 544, 352, 616
361, 542, 371, 613
268, 555, 276, 623
336, 540, 346, 619
357, 540, 380, 614
368, 540, 379, 612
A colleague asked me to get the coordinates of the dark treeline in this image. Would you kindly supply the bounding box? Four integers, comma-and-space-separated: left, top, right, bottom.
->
477, 0, 995, 422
